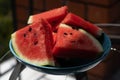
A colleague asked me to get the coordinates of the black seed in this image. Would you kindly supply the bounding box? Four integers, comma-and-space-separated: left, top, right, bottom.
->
72, 26, 77, 29
70, 33, 73, 35
72, 26, 79, 30
28, 27, 32, 32
23, 34, 26, 37
64, 32, 68, 35
34, 41, 38, 45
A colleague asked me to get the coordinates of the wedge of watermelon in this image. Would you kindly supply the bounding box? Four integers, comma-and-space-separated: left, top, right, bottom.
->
61, 13, 103, 37
28, 6, 68, 31
11, 19, 55, 66
52, 24, 103, 59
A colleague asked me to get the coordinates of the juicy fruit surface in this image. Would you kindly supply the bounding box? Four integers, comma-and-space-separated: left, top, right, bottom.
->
28, 6, 68, 31
62, 13, 103, 37
11, 19, 54, 66
52, 24, 103, 59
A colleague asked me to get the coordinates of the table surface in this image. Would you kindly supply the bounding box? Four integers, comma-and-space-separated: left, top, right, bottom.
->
0, 57, 76, 80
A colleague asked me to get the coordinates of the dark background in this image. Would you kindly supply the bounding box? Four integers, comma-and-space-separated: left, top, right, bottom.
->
0, 0, 13, 58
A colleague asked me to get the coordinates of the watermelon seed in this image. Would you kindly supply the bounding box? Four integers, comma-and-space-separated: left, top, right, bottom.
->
28, 27, 32, 32
34, 41, 38, 45
70, 33, 73, 35
23, 33, 26, 37
64, 32, 68, 35
72, 26, 79, 30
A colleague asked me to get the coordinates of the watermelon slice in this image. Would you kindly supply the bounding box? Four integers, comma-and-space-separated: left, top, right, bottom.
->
11, 19, 55, 66
61, 13, 103, 37
28, 6, 68, 31
52, 24, 103, 59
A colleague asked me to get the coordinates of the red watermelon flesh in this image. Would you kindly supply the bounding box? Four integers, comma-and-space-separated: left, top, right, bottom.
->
61, 13, 103, 37
52, 32, 57, 45
52, 24, 103, 59
11, 19, 55, 66
28, 6, 68, 31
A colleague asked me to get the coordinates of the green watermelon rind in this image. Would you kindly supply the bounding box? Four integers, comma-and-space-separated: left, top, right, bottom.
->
11, 32, 55, 66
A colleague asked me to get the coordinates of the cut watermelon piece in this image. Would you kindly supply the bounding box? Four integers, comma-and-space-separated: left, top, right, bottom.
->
52, 24, 103, 59
11, 19, 55, 66
28, 6, 68, 31
61, 13, 103, 37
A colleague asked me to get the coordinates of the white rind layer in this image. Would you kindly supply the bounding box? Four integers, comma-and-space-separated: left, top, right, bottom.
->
27, 16, 33, 24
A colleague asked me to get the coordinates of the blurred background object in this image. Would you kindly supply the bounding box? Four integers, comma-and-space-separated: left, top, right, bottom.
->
11, 0, 120, 29
0, 0, 13, 59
